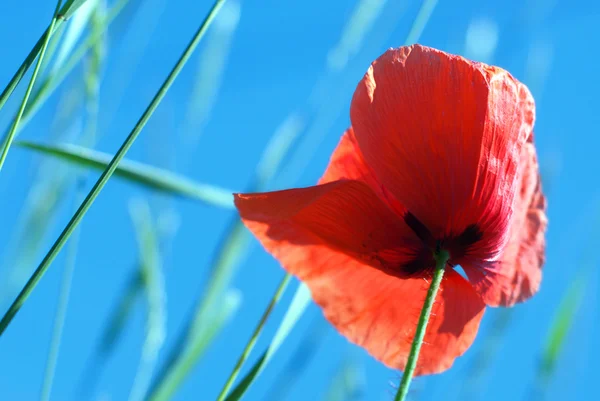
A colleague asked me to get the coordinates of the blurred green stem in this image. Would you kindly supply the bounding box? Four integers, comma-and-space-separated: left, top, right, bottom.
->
215, 273, 291, 401
0, 0, 226, 337
0, 0, 106, 112
39, 184, 85, 401
0, 11, 62, 112
15, 0, 130, 137
39, 9, 104, 395
395, 249, 449, 401
0, 0, 63, 172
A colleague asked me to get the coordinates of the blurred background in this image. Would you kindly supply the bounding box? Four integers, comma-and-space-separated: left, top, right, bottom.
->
0, 0, 598, 400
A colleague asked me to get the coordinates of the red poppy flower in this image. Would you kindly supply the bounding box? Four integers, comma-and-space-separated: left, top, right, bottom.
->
234, 44, 547, 375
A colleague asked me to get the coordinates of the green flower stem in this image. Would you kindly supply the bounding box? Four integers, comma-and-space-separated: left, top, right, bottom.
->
0, 0, 226, 337
395, 249, 450, 401
215, 273, 292, 401
0, 0, 63, 172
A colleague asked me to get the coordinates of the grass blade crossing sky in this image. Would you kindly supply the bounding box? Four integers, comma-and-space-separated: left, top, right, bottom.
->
215, 273, 292, 401
0, 0, 63, 172
0, 0, 92, 112
0, 0, 227, 337
17, 140, 234, 208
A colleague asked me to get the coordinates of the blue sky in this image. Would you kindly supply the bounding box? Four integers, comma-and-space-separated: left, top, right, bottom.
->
0, 0, 598, 400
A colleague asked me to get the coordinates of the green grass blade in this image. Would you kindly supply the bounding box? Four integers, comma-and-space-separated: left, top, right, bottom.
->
73, 269, 145, 400
224, 282, 312, 401
36, 23, 66, 84
404, 0, 438, 45
0, 0, 63, 172
0, 0, 226, 337
127, 198, 167, 401
541, 279, 587, 371
253, 115, 304, 190
145, 221, 249, 401
0, 26, 62, 113
264, 318, 328, 401
182, 0, 240, 147
146, 289, 242, 401
81, 0, 106, 146
1, 0, 106, 304
51, 0, 99, 76
326, 0, 387, 71
527, 211, 599, 401
0, 0, 93, 113
38, 187, 85, 401
16, 140, 234, 208
215, 273, 292, 401
321, 359, 366, 401
57, 0, 92, 20
13, 1, 105, 389
95, 0, 166, 136
534, 275, 587, 394
16, 0, 129, 137
178, 115, 302, 343
146, 98, 301, 401
100, 270, 145, 354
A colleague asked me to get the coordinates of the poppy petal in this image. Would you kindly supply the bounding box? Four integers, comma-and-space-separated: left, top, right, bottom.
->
319, 127, 411, 220
463, 141, 547, 306
235, 180, 421, 271
319, 127, 375, 185
235, 188, 485, 373
310, 265, 485, 375
350, 44, 535, 263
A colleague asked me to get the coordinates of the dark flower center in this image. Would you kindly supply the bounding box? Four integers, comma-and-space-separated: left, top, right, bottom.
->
401, 211, 483, 275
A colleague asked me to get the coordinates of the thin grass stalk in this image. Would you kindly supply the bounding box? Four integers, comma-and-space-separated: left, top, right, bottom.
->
0, 21, 61, 112
0, 0, 107, 302
0, 0, 227, 336
223, 283, 313, 401
0, 0, 94, 111
38, 9, 104, 394
13, 0, 130, 137
265, 319, 328, 401
145, 0, 436, 397
49, 0, 100, 78
0, 0, 63, 171
215, 273, 292, 401
73, 270, 145, 400
127, 199, 167, 401
98, 0, 167, 135
145, 115, 301, 400
181, 0, 240, 154
39, 182, 85, 401
36, 23, 67, 85
145, 289, 241, 401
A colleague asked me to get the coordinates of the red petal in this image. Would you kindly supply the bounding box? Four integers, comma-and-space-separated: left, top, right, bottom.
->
319, 127, 374, 184
350, 44, 535, 263
234, 180, 420, 270
311, 267, 485, 376
235, 185, 485, 373
463, 141, 547, 306
320, 128, 412, 222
